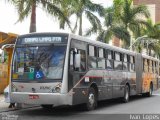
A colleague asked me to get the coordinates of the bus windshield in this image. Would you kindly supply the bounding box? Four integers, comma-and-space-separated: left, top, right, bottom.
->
12, 45, 66, 81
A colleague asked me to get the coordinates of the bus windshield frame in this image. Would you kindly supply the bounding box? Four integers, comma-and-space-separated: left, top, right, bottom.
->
11, 34, 68, 82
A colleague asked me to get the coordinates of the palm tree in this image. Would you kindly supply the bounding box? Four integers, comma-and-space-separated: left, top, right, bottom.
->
121, 0, 150, 34
86, 6, 130, 43
57, 0, 104, 36
56, 0, 74, 33
7, 0, 69, 33
86, 0, 150, 47
117, 0, 150, 47
134, 19, 160, 56
141, 19, 160, 39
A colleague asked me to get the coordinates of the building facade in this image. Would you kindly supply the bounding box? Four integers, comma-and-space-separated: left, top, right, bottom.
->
133, 0, 160, 24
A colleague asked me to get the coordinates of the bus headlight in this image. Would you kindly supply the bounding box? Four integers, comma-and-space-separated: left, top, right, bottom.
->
55, 87, 61, 93
52, 83, 61, 93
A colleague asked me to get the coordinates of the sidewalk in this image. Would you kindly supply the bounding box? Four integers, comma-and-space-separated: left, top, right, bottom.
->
0, 94, 39, 113
0, 94, 12, 112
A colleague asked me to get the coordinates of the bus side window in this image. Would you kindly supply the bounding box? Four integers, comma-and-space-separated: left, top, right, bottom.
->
159, 63, 160, 76
97, 48, 105, 69
130, 56, 135, 72
106, 50, 114, 70
123, 54, 129, 71
69, 49, 86, 72
88, 45, 97, 68
78, 50, 86, 72
152, 61, 155, 73
114, 52, 123, 70
149, 60, 152, 73
156, 62, 158, 74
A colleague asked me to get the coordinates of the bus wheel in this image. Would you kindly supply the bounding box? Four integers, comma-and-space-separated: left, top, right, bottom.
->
41, 105, 53, 110
86, 87, 97, 111
123, 85, 130, 103
146, 83, 153, 97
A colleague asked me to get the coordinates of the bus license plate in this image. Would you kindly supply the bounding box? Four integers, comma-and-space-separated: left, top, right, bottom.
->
29, 95, 39, 99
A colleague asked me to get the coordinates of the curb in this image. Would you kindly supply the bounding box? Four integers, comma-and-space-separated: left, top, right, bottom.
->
0, 105, 40, 113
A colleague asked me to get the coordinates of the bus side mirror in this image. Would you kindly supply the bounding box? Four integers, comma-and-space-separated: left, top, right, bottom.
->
70, 51, 73, 66
1, 50, 5, 63
74, 54, 81, 68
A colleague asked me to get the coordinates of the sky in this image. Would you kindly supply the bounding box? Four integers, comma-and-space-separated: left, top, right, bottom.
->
0, 0, 113, 39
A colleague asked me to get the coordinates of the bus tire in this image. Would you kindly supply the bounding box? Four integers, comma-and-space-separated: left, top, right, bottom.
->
41, 105, 53, 110
123, 85, 130, 103
85, 87, 97, 111
146, 83, 153, 97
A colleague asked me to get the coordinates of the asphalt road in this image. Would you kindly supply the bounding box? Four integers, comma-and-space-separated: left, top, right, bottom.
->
1, 91, 160, 120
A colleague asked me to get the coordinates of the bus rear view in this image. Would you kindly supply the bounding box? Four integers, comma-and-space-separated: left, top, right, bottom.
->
11, 33, 71, 109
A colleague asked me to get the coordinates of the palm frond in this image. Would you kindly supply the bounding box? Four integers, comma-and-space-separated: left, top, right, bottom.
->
8, 0, 32, 23
85, 0, 104, 16
104, 7, 114, 27
85, 10, 102, 31
41, 0, 70, 30
131, 5, 150, 19
111, 25, 130, 45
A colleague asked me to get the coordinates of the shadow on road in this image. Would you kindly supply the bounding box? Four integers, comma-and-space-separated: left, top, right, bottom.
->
8, 94, 157, 116
96, 94, 156, 110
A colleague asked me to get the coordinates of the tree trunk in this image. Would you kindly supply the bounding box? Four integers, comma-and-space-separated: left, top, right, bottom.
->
29, 2, 36, 33
78, 15, 82, 36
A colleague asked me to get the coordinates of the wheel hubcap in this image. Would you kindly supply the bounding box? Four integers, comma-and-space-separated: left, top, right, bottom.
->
89, 93, 95, 105
150, 87, 152, 95
125, 88, 129, 100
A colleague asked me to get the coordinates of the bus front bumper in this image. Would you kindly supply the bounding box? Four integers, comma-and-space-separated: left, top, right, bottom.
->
11, 92, 72, 107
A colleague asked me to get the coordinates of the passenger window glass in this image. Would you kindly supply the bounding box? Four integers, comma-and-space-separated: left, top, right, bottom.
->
130, 56, 134, 63
115, 52, 120, 61
106, 60, 114, 69
123, 62, 128, 71
97, 59, 105, 69
79, 50, 86, 72
130, 63, 135, 72
114, 61, 122, 70
98, 48, 104, 58
107, 50, 113, 59
89, 45, 95, 57
143, 59, 148, 72
88, 57, 97, 68
124, 54, 128, 62
152, 61, 155, 73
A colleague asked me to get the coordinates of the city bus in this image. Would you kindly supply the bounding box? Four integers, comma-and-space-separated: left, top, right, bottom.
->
7, 32, 159, 110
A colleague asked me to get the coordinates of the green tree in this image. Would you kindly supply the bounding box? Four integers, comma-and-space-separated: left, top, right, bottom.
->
120, 0, 149, 35
58, 0, 104, 36
7, 0, 69, 33
134, 19, 160, 56
118, 0, 150, 47
86, 1, 130, 44
86, 0, 150, 47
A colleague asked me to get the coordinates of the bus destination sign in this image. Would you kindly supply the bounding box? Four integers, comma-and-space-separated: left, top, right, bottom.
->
23, 37, 62, 44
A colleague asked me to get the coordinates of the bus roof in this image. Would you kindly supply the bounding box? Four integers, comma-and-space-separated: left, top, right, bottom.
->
18, 32, 69, 38
142, 54, 159, 61
69, 33, 136, 55
17, 32, 159, 61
